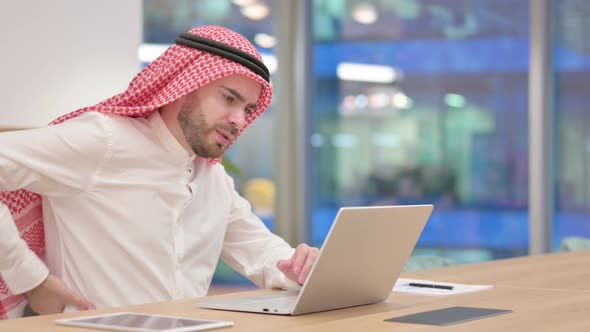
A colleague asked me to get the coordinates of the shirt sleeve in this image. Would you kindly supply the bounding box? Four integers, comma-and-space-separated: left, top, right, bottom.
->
220, 184, 300, 291
0, 111, 112, 294
0, 112, 112, 194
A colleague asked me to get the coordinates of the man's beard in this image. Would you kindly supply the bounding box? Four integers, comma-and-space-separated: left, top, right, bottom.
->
177, 106, 237, 158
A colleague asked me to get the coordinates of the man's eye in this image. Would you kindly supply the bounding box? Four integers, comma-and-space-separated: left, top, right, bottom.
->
245, 108, 255, 115
223, 94, 234, 103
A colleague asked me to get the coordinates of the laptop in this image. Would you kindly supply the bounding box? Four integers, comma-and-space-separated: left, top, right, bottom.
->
198, 204, 433, 316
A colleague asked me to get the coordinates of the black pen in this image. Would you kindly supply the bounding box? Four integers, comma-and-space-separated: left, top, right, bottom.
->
408, 282, 454, 290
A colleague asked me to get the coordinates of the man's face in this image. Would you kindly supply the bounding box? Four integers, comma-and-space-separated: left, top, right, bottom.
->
177, 74, 262, 158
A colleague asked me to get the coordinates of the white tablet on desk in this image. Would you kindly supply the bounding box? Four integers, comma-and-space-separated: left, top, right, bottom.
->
55, 312, 233, 332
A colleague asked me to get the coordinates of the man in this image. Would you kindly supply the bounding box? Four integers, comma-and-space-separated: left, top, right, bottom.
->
0, 25, 318, 319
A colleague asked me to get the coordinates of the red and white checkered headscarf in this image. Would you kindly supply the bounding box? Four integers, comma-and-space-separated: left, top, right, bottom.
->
0, 25, 272, 319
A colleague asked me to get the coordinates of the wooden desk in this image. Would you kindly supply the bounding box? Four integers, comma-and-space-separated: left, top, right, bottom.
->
2, 251, 589, 331
405, 250, 590, 291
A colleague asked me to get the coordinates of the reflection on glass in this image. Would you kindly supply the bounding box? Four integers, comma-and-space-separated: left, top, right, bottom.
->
553, 0, 590, 250
144, 0, 273, 44
311, 0, 531, 263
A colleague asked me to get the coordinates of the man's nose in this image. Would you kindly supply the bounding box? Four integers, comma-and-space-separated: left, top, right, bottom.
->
228, 108, 247, 130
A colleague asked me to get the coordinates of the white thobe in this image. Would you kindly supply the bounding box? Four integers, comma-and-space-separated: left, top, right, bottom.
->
0, 111, 297, 313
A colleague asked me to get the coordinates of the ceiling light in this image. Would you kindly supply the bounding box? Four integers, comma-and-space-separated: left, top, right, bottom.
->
254, 33, 276, 48
337, 62, 397, 83
232, 0, 257, 7
241, 3, 270, 20
352, 3, 378, 25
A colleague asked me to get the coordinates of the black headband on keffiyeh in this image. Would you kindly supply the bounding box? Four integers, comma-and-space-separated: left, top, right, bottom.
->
175, 32, 270, 82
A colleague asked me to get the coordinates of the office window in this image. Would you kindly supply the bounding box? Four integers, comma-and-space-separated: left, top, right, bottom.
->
310, 0, 530, 263
143, 0, 276, 287
553, 0, 590, 248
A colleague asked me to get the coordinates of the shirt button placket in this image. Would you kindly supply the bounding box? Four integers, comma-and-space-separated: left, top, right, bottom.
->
174, 160, 192, 298
173, 219, 184, 298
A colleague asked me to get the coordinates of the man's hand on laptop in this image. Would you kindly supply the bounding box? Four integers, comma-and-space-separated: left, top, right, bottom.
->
24, 274, 95, 315
277, 244, 320, 285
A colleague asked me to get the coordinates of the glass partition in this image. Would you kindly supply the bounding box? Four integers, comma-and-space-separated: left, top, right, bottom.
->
141, 0, 590, 288
552, 0, 590, 250
310, 0, 530, 263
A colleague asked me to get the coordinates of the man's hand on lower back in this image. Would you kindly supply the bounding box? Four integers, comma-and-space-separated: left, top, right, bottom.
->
24, 274, 95, 315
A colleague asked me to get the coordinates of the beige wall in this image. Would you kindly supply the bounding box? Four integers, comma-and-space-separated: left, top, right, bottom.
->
0, 0, 142, 129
